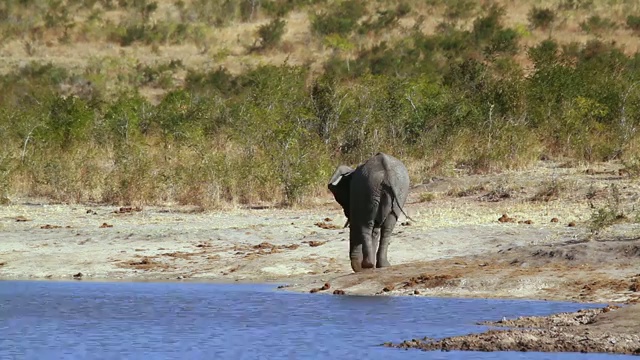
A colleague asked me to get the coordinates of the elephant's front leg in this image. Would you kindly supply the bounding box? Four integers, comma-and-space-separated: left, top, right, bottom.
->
377, 213, 398, 268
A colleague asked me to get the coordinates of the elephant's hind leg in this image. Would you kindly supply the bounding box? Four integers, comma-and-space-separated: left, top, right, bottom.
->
377, 213, 398, 268
361, 223, 376, 270
349, 240, 363, 273
349, 220, 376, 272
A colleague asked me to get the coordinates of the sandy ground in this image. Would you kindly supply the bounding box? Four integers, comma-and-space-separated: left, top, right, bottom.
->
2, 160, 640, 355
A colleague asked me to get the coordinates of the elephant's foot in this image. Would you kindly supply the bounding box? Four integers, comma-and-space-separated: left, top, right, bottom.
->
376, 259, 391, 268
361, 258, 375, 269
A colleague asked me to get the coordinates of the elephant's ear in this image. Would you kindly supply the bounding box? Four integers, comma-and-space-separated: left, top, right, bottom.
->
328, 165, 354, 187
329, 172, 351, 186
328, 165, 353, 218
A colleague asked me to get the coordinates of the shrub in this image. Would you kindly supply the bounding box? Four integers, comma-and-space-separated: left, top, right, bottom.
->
103, 90, 152, 144
254, 17, 287, 51
135, 60, 183, 88
472, 4, 506, 43
588, 184, 629, 234
626, 15, 640, 32
527, 39, 560, 69
580, 15, 618, 36
444, 0, 476, 21
528, 6, 556, 30
37, 95, 94, 149
358, 3, 411, 35
185, 66, 241, 97
485, 28, 520, 55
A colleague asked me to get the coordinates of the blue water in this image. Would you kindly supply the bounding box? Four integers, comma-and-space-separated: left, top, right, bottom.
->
0, 281, 635, 359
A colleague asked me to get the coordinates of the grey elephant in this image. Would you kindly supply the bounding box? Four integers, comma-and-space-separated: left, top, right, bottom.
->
328, 152, 412, 273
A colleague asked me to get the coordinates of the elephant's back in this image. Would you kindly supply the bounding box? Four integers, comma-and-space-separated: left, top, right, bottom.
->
377, 153, 410, 202
356, 152, 410, 194
375, 153, 409, 181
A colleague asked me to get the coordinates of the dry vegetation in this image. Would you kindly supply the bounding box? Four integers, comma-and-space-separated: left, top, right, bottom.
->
2, 0, 640, 208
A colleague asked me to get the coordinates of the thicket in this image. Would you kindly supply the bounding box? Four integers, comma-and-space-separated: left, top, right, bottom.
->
2, 1, 640, 207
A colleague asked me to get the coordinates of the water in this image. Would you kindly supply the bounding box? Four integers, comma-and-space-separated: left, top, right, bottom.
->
0, 281, 634, 360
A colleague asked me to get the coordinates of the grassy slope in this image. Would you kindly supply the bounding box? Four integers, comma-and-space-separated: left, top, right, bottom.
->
2, 0, 640, 103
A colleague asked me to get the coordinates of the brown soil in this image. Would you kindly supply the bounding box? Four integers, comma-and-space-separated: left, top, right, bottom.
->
1, 160, 640, 356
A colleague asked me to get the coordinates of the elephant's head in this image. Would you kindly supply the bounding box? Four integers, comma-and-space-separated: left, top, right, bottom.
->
328, 165, 354, 225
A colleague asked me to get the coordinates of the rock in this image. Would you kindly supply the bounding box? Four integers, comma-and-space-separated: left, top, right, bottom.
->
332, 289, 345, 295
308, 240, 327, 247
320, 282, 331, 290
310, 288, 320, 293
551, 217, 559, 223
114, 206, 142, 214
568, 221, 576, 227
498, 214, 515, 223
72, 272, 83, 279
314, 221, 341, 230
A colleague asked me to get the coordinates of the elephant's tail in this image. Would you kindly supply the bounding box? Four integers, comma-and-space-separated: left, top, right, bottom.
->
392, 192, 415, 223
383, 183, 415, 223
378, 153, 415, 223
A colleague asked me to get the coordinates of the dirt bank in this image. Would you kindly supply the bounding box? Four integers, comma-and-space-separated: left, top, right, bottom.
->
1, 160, 640, 355
385, 304, 640, 356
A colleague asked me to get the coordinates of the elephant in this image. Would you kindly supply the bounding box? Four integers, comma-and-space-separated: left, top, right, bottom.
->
328, 152, 412, 273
